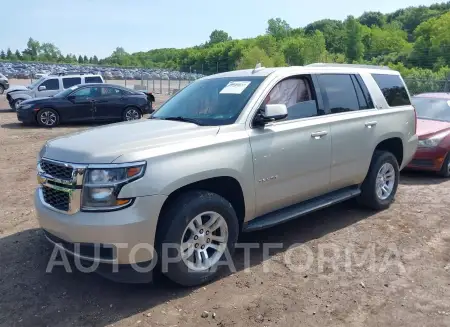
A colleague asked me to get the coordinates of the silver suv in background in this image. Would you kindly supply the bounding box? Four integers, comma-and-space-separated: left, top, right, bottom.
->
35, 63, 418, 286
0, 72, 9, 94
6, 72, 104, 110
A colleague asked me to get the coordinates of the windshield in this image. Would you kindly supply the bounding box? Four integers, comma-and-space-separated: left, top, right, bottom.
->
412, 97, 450, 122
152, 76, 265, 126
28, 77, 46, 89
54, 85, 79, 98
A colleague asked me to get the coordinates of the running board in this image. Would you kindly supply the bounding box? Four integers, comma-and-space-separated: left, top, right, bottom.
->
243, 186, 361, 232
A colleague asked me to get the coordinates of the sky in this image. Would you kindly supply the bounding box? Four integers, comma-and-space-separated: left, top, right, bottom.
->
1, 0, 441, 59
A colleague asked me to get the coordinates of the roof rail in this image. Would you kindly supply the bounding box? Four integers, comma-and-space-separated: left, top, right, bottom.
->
51, 71, 97, 76
306, 63, 392, 70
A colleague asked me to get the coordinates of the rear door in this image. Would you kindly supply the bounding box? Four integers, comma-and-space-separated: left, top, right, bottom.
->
62, 77, 81, 90
316, 73, 379, 191
94, 87, 128, 120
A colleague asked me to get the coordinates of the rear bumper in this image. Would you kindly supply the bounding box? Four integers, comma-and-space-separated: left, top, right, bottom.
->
400, 134, 419, 170
406, 146, 448, 172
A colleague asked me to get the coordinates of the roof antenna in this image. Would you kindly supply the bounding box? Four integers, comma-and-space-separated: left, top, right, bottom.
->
252, 62, 264, 74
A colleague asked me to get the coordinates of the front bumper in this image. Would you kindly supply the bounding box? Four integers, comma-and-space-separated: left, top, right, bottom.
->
35, 188, 167, 266
16, 109, 36, 123
406, 146, 448, 172
1, 81, 9, 90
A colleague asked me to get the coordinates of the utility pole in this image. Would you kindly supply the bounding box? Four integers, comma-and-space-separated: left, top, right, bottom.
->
216, 61, 219, 73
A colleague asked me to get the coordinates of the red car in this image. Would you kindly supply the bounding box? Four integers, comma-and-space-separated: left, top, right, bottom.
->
407, 93, 450, 176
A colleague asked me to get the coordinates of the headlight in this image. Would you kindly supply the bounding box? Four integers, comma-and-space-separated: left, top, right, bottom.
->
418, 131, 450, 148
82, 162, 146, 211
20, 104, 33, 109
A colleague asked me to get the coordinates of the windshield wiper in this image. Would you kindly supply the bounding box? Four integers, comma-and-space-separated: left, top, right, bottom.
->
161, 116, 204, 125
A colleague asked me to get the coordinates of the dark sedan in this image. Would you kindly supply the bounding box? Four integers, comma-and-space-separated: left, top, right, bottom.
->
16, 83, 154, 127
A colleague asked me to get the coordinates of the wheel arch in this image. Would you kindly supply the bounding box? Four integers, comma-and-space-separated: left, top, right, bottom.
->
374, 136, 404, 167
157, 176, 246, 234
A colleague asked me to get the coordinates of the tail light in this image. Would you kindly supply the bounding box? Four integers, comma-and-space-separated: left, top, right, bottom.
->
412, 105, 417, 135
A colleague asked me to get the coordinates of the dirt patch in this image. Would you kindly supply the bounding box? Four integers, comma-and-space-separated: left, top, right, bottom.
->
0, 95, 449, 327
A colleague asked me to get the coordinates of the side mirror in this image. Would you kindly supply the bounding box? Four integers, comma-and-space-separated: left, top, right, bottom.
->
255, 104, 288, 126
67, 95, 76, 102
38, 85, 46, 91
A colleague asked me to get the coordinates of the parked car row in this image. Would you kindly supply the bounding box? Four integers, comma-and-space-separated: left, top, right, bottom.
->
0, 61, 204, 81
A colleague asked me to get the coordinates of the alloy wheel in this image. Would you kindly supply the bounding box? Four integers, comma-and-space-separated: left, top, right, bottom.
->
40, 111, 57, 126
125, 109, 140, 121
180, 211, 228, 272
375, 162, 395, 200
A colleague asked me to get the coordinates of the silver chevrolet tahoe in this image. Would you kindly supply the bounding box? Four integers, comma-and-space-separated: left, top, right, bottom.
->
35, 63, 418, 286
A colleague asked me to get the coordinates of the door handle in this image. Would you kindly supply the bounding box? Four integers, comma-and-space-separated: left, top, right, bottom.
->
365, 121, 377, 128
311, 131, 328, 139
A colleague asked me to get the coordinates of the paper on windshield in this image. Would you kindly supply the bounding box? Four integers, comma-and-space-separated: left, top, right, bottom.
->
220, 81, 251, 94
447, 100, 450, 107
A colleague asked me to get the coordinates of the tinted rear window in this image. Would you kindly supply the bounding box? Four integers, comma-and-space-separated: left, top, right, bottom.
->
85, 76, 103, 83
371, 74, 411, 107
62, 77, 81, 89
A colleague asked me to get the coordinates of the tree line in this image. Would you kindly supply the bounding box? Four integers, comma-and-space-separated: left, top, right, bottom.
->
1, 2, 450, 81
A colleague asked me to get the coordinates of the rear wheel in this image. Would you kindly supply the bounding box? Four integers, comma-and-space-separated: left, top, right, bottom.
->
123, 107, 142, 121
438, 153, 450, 177
37, 108, 59, 127
156, 191, 239, 287
358, 151, 399, 210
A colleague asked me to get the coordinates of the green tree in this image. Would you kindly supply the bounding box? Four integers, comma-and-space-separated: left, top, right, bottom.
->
0, 50, 5, 60
83, 55, 89, 63
40, 42, 61, 61
14, 50, 22, 60
6, 48, 13, 60
208, 30, 231, 45
266, 18, 291, 39
78, 55, 84, 63
237, 46, 274, 69
22, 37, 41, 60
92, 55, 99, 64
304, 19, 345, 54
358, 11, 386, 27
344, 16, 365, 62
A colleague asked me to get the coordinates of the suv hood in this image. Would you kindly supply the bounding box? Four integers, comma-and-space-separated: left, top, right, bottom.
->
42, 119, 220, 164
6, 85, 28, 93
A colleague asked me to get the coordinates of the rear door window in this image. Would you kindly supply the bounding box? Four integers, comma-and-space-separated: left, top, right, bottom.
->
371, 74, 411, 107
85, 76, 103, 83
40, 79, 60, 91
317, 74, 360, 113
62, 77, 81, 89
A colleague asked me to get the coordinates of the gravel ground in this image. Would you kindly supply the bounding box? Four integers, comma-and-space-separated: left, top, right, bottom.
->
0, 95, 449, 327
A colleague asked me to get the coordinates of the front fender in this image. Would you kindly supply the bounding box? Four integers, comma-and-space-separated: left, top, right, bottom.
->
9, 92, 33, 101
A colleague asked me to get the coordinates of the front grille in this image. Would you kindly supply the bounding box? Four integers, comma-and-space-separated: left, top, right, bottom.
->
40, 160, 73, 180
410, 159, 434, 167
42, 186, 70, 211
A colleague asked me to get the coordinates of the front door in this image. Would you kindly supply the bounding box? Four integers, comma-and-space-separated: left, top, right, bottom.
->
63, 86, 98, 122
248, 76, 332, 217
35, 78, 60, 98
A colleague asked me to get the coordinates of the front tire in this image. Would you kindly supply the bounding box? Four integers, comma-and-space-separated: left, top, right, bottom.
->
37, 108, 59, 127
123, 107, 142, 121
438, 153, 450, 177
358, 151, 399, 210
13, 98, 25, 111
156, 191, 239, 287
